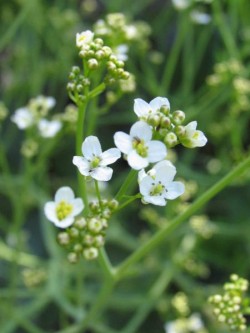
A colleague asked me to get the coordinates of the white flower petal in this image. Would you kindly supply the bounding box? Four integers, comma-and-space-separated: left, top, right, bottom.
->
130, 121, 152, 142
165, 181, 185, 199
143, 195, 166, 206
82, 136, 102, 160
149, 97, 170, 113
11, 108, 34, 129
72, 156, 90, 176
193, 130, 208, 147
185, 121, 197, 135
55, 187, 74, 202
72, 198, 84, 215
44, 202, 58, 223
38, 119, 62, 138
134, 98, 151, 118
91, 166, 113, 181
100, 148, 121, 166
147, 141, 167, 163
53, 216, 75, 229
114, 132, 132, 154
139, 176, 153, 196
127, 150, 148, 170
138, 169, 147, 183
154, 161, 176, 185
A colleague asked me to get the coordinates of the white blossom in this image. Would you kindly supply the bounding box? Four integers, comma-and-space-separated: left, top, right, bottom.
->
172, 0, 190, 10
38, 119, 62, 138
44, 187, 84, 228
139, 160, 184, 206
76, 30, 94, 48
190, 10, 211, 24
11, 108, 34, 129
73, 136, 121, 181
114, 121, 167, 170
134, 97, 170, 120
181, 121, 207, 148
114, 44, 128, 61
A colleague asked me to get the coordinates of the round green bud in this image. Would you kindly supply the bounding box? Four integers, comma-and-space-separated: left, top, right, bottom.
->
83, 247, 98, 260
164, 132, 178, 147
57, 232, 70, 245
109, 54, 117, 62
175, 125, 186, 138
73, 243, 83, 253
78, 95, 87, 103
69, 72, 75, 80
79, 50, 88, 58
102, 46, 112, 57
107, 61, 117, 71
160, 105, 170, 115
87, 50, 95, 58
89, 201, 100, 213
88, 58, 99, 69
82, 78, 90, 86
121, 71, 130, 80
108, 199, 119, 210
105, 77, 116, 85
94, 235, 105, 247
116, 60, 124, 68
67, 252, 78, 264
83, 234, 94, 245
172, 110, 185, 125
147, 114, 161, 127
66, 82, 75, 91
88, 217, 103, 233
69, 227, 79, 238
100, 199, 108, 207
102, 209, 111, 219
76, 84, 83, 93
101, 218, 108, 229
160, 116, 171, 129
72, 66, 80, 75
74, 217, 87, 229
94, 38, 104, 46
95, 50, 105, 59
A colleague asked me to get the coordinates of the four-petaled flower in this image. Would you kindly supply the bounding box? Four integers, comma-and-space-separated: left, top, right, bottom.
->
73, 136, 121, 181
11, 108, 34, 129
181, 121, 207, 148
38, 119, 62, 138
76, 30, 94, 49
138, 160, 185, 206
134, 97, 170, 120
44, 187, 84, 228
114, 121, 167, 170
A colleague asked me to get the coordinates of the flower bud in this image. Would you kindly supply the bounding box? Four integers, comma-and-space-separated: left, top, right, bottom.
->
88, 217, 103, 233
160, 116, 171, 128
74, 217, 87, 229
147, 114, 161, 127
172, 110, 185, 125
83, 247, 98, 260
57, 232, 70, 245
94, 235, 105, 247
160, 105, 170, 115
74, 243, 83, 252
88, 58, 99, 69
108, 199, 119, 210
175, 125, 186, 138
68, 252, 78, 263
164, 132, 178, 147
95, 50, 105, 59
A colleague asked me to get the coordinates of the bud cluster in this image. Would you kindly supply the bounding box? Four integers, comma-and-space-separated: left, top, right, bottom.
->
67, 66, 91, 101
57, 198, 119, 262
142, 104, 186, 148
208, 274, 249, 331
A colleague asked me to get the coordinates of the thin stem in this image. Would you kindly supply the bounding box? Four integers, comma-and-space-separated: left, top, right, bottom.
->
76, 100, 89, 211
115, 154, 250, 279
98, 247, 116, 280
114, 194, 141, 213
115, 169, 137, 202
94, 180, 102, 207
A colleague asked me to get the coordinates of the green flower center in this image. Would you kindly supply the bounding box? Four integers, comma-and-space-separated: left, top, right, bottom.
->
132, 137, 148, 157
90, 156, 101, 168
150, 183, 165, 196
56, 201, 73, 221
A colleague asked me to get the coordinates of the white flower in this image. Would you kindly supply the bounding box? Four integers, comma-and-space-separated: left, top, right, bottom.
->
190, 10, 211, 24
114, 121, 167, 170
188, 313, 204, 330
76, 30, 94, 48
181, 121, 207, 148
44, 187, 84, 228
134, 97, 170, 120
138, 160, 185, 206
11, 108, 34, 129
114, 44, 128, 61
73, 136, 121, 181
38, 119, 62, 138
172, 0, 191, 10
35, 96, 56, 110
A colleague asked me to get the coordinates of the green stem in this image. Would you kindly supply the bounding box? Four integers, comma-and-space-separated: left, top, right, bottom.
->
94, 180, 102, 207
98, 247, 116, 280
114, 194, 141, 213
115, 154, 250, 279
115, 169, 137, 202
76, 100, 89, 211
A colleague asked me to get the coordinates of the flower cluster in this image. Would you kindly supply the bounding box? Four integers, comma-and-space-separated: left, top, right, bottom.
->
164, 313, 207, 333
93, 12, 151, 59
133, 97, 207, 148
172, 0, 212, 25
208, 274, 249, 331
11, 96, 62, 157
